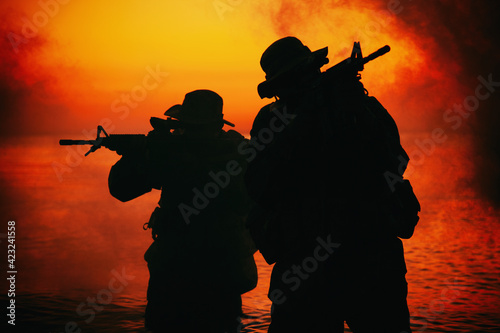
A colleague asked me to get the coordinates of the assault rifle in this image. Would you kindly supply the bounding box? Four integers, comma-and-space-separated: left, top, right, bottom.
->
257, 41, 391, 98
59, 117, 182, 156
60, 117, 240, 157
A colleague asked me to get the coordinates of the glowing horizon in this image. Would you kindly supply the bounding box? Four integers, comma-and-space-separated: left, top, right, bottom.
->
1, 0, 445, 137
1, 0, 499, 204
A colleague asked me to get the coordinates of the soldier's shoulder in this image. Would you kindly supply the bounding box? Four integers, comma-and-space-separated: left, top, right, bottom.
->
363, 96, 397, 124
250, 102, 279, 136
221, 129, 245, 140
258, 101, 280, 115
364, 95, 386, 110
219, 130, 248, 150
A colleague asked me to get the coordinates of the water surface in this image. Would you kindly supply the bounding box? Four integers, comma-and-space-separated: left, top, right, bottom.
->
0, 136, 499, 332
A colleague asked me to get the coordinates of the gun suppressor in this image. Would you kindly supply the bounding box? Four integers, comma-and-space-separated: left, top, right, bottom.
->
362, 45, 390, 64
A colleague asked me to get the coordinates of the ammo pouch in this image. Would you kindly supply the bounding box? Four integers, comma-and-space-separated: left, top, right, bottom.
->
389, 179, 420, 239
144, 206, 167, 240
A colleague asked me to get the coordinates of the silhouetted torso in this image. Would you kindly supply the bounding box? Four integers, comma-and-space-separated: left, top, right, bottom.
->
246, 46, 413, 332
109, 108, 257, 332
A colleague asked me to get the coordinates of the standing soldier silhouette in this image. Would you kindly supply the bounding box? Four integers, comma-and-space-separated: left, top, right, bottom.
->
108, 90, 257, 332
245, 37, 419, 332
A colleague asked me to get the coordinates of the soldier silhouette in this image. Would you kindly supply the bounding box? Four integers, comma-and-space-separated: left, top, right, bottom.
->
245, 37, 419, 332
108, 90, 257, 332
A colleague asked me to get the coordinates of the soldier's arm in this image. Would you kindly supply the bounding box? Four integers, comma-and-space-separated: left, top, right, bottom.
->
108, 153, 154, 202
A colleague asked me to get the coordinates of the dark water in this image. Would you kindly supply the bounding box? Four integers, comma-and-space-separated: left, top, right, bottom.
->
0, 136, 499, 332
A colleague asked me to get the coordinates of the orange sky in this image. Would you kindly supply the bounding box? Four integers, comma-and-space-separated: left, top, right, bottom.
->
1, 0, 499, 204
1, 0, 433, 135
0, 2, 499, 328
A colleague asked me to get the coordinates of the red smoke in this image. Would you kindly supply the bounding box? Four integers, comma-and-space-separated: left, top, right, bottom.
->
256, 0, 500, 206
0, 9, 74, 138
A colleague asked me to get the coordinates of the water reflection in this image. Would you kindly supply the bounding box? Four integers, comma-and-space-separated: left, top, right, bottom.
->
0, 136, 499, 332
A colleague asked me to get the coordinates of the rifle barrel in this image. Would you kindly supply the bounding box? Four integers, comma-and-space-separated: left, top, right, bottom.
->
362, 45, 390, 65
59, 140, 94, 145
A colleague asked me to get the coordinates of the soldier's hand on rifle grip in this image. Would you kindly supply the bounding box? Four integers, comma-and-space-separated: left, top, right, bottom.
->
104, 136, 120, 153
108, 135, 148, 156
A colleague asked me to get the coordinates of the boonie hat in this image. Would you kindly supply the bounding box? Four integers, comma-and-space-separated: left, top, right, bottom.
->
258, 37, 329, 98
164, 90, 234, 127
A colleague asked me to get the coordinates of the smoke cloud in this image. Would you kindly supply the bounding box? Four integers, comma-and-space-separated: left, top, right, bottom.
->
1, 1, 498, 205
252, 0, 500, 206
0, 9, 73, 138
381, 0, 500, 205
